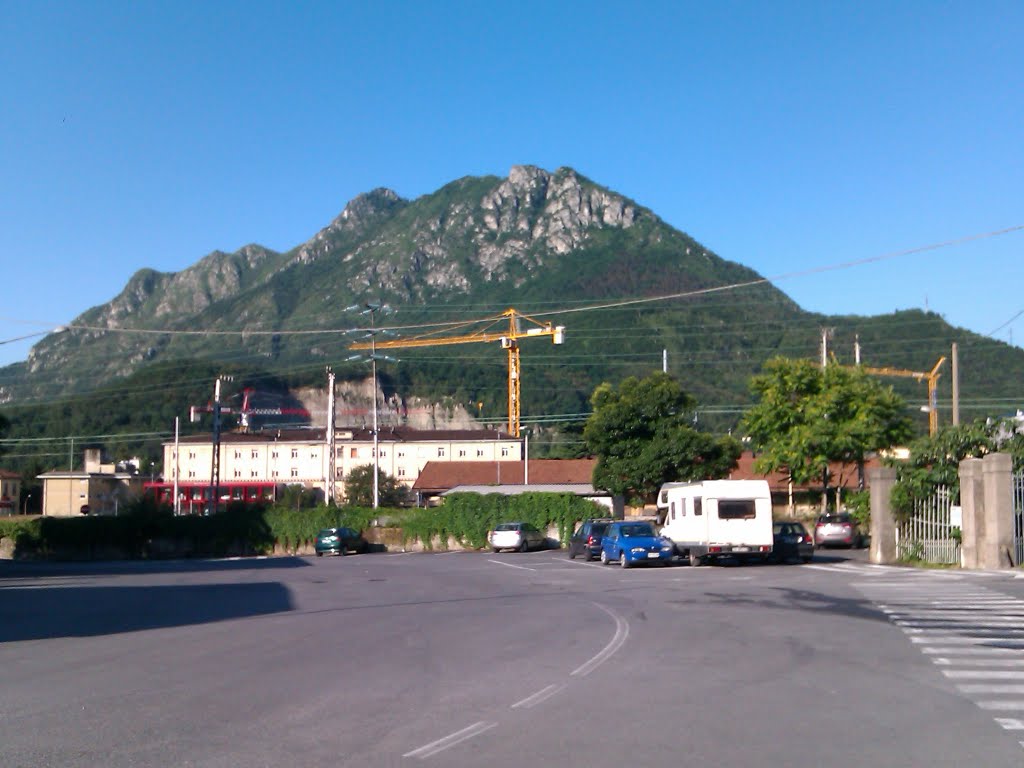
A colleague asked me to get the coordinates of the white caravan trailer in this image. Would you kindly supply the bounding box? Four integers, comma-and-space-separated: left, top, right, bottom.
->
657, 479, 773, 566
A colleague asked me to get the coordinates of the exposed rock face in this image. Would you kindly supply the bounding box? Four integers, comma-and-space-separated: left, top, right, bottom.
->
7, 165, 649, 398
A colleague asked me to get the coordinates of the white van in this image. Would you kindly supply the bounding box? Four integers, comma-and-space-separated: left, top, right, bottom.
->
657, 480, 773, 566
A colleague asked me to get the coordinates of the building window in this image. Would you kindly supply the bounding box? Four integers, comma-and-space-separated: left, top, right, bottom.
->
437, 447, 445, 457
458, 449, 466, 457
397, 450, 405, 458
271, 450, 279, 459
336, 468, 344, 479
291, 449, 298, 459
272, 471, 279, 478
501, 447, 509, 457
380, 450, 386, 458
234, 450, 242, 459
397, 467, 406, 477
188, 471, 196, 478
336, 447, 343, 457
188, 451, 196, 460
290, 468, 298, 478
251, 471, 258, 478
476, 449, 484, 457
251, 450, 259, 459
233, 470, 241, 478
350, 448, 358, 458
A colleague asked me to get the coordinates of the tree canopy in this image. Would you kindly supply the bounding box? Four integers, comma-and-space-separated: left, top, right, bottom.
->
344, 464, 410, 507
741, 357, 913, 498
583, 372, 741, 505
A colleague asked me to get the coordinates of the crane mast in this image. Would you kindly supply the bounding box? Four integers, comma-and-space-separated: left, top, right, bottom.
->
347, 308, 565, 437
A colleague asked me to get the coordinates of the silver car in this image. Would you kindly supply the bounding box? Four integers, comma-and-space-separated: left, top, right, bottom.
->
488, 522, 545, 552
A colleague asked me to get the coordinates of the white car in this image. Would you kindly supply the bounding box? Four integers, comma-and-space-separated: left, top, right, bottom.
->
488, 522, 545, 552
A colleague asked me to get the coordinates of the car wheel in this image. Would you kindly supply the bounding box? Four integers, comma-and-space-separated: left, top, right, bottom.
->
619, 552, 629, 569
492, 547, 501, 553
689, 552, 702, 567
568, 547, 576, 559
802, 555, 812, 564
339, 547, 347, 556
584, 550, 594, 562
600, 549, 609, 565
519, 539, 529, 553
316, 551, 323, 557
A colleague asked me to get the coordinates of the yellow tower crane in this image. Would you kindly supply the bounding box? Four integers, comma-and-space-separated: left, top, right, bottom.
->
860, 356, 947, 436
347, 308, 565, 437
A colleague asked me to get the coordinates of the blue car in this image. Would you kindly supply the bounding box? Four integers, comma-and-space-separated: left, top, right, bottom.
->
600, 521, 674, 568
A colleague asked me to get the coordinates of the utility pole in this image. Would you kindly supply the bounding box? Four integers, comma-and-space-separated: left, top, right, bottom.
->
854, 334, 861, 366
207, 375, 231, 515
951, 342, 960, 426
326, 367, 336, 503
662, 348, 668, 374
173, 416, 180, 515
820, 328, 832, 367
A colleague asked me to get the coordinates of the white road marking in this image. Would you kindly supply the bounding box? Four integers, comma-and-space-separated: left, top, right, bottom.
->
934, 658, 1024, 667
511, 684, 564, 709
571, 603, 630, 677
995, 718, 1024, 730
487, 559, 535, 571
403, 721, 497, 759
943, 670, 1024, 680
978, 701, 1024, 711
958, 684, 1024, 694
922, 646, 1020, 655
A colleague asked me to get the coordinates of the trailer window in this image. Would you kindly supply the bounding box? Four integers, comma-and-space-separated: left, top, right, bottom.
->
693, 497, 702, 516
718, 499, 756, 520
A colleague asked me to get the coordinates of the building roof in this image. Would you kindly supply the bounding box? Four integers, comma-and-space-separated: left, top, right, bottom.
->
413, 459, 596, 494
727, 451, 882, 492
443, 483, 602, 496
0, 469, 19, 481
170, 426, 516, 445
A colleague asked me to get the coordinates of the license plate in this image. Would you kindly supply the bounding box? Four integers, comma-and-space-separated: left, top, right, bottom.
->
647, 552, 660, 558
733, 546, 750, 552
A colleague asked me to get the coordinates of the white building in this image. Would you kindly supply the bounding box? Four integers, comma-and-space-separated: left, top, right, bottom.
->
162, 426, 522, 505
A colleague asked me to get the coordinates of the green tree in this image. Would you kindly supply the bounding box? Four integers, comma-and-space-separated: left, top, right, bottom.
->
583, 372, 741, 505
344, 464, 410, 507
890, 418, 1024, 518
0, 412, 8, 459
742, 357, 913, 509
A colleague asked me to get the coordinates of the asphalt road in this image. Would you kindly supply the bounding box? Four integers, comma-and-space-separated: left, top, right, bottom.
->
3, 549, 1024, 767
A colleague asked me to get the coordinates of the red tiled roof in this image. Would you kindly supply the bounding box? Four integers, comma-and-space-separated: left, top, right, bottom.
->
727, 452, 880, 492
413, 459, 596, 493
0, 469, 19, 480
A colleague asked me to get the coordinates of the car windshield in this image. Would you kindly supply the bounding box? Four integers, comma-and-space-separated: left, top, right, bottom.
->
317, 529, 336, 537
495, 523, 519, 531
773, 523, 785, 534
591, 523, 608, 535
620, 524, 655, 537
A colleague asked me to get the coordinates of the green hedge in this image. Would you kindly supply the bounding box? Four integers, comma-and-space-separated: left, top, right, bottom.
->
0, 493, 606, 559
398, 492, 605, 550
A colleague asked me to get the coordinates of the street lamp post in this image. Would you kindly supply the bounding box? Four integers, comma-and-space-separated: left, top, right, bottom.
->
23, 493, 31, 515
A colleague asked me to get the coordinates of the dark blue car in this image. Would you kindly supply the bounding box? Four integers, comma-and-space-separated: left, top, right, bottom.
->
600, 521, 674, 568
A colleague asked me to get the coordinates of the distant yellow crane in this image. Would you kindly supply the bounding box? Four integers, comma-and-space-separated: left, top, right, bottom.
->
860, 356, 947, 436
348, 308, 565, 437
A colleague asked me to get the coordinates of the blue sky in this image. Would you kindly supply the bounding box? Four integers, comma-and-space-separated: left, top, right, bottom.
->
1, 1, 1021, 368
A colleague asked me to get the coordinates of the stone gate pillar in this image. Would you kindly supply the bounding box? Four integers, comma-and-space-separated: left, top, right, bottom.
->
982, 453, 1014, 569
868, 466, 898, 564
959, 457, 984, 570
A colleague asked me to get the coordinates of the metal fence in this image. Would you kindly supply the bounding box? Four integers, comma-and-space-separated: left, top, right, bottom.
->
1014, 471, 1024, 567
896, 484, 960, 564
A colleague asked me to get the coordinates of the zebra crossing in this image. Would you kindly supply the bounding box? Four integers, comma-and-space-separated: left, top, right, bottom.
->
854, 574, 1024, 749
